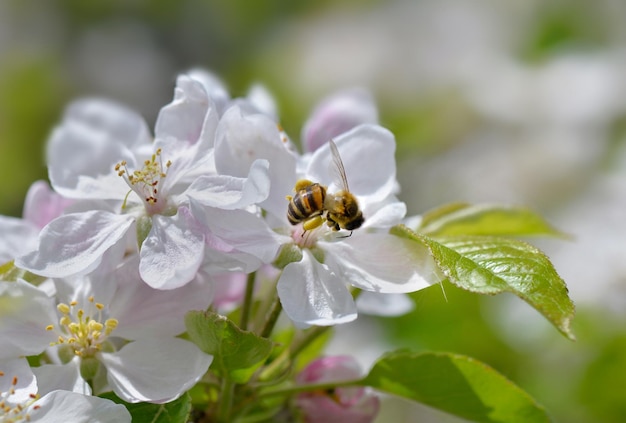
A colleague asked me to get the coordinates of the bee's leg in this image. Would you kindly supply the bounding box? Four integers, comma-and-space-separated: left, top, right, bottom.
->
302, 215, 324, 233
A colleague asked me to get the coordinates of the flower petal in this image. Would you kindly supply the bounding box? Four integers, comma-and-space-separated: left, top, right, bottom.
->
100, 338, 212, 403
155, 74, 218, 152
16, 211, 134, 278
214, 106, 298, 220
187, 68, 231, 115
23, 180, 74, 229
32, 358, 91, 396
190, 199, 285, 264
185, 159, 271, 209
301, 88, 378, 153
110, 256, 213, 339
0, 216, 38, 263
139, 208, 205, 289
30, 390, 131, 423
277, 250, 357, 327
325, 232, 440, 293
47, 99, 150, 199
0, 280, 57, 359
306, 125, 397, 204
0, 357, 37, 403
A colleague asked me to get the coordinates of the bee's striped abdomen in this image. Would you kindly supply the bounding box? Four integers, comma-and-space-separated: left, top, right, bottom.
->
287, 183, 326, 225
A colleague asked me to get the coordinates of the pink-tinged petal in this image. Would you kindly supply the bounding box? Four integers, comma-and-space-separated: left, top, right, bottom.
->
0, 280, 57, 359
100, 338, 212, 403
185, 159, 271, 209
277, 250, 357, 328
15, 211, 134, 278
110, 256, 213, 339
0, 358, 37, 403
32, 358, 91, 396
302, 88, 378, 153
187, 68, 231, 115
23, 180, 74, 229
29, 390, 131, 423
296, 355, 379, 423
356, 292, 415, 317
190, 200, 285, 264
47, 99, 150, 199
325, 232, 440, 294
139, 208, 205, 290
0, 216, 39, 263
214, 106, 298, 220
306, 125, 397, 204
155, 75, 218, 152
245, 83, 278, 120
296, 355, 362, 384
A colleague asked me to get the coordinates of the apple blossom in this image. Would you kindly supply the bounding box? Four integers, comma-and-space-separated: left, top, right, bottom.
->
16, 75, 283, 289
0, 256, 213, 403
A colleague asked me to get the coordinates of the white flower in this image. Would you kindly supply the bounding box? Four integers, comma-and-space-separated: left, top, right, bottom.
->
17, 75, 281, 289
277, 125, 440, 327
0, 256, 213, 403
0, 357, 131, 423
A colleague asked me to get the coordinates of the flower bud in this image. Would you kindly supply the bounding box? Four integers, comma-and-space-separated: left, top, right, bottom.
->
295, 356, 380, 423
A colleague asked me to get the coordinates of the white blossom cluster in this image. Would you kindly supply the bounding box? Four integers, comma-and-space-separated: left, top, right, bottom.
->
0, 69, 439, 420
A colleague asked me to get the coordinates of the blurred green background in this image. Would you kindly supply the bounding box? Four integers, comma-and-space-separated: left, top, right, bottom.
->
2, 1, 626, 421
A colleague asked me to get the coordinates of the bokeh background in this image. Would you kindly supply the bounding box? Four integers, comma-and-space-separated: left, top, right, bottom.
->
1, 1, 626, 422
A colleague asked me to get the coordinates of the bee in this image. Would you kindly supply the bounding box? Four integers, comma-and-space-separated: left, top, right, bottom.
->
286, 139, 364, 234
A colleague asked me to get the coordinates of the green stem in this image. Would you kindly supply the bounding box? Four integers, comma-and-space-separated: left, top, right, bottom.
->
258, 379, 361, 400
259, 295, 283, 338
217, 378, 235, 423
239, 272, 256, 331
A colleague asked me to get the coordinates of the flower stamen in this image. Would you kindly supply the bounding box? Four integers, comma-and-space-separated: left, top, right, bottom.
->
47, 298, 118, 358
0, 371, 39, 423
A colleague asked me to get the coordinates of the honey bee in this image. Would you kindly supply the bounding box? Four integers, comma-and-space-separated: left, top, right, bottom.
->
286, 139, 364, 234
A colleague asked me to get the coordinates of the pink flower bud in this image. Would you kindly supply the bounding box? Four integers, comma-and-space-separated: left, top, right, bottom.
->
295, 356, 380, 423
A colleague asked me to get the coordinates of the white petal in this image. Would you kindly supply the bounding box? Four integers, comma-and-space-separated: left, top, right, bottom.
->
0, 280, 58, 359
361, 198, 406, 229
47, 99, 150, 199
155, 74, 218, 152
214, 106, 298, 220
0, 357, 37, 403
301, 88, 378, 153
0, 216, 38, 263
190, 200, 285, 264
139, 208, 205, 289
277, 250, 357, 327
100, 338, 212, 403
30, 390, 131, 423
306, 125, 397, 204
356, 292, 415, 317
32, 358, 91, 396
324, 232, 440, 293
185, 159, 270, 209
187, 68, 231, 115
16, 211, 134, 278
110, 256, 213, 339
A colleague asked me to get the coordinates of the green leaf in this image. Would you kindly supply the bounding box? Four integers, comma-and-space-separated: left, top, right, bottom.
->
99, 392, 191, 423
185, 310, 273, 374
393, 225, 575, 340
417, 203, 565, 238
362, 351, 550, 423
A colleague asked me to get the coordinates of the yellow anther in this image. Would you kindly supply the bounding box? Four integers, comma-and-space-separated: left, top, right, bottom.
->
60, 316, 71, 326
70, 301, 78, 307
96, 303, 104, 310
88, 296, 95, 303
45, 325, 54, 331
57, 303, 70, 314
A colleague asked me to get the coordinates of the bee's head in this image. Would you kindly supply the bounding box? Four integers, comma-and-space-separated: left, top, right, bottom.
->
344, 212, 364, 230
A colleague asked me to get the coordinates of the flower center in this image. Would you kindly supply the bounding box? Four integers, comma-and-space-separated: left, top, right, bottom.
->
46, 296, 118, 359
0, 373, 39, 423
115, 148, 172, 213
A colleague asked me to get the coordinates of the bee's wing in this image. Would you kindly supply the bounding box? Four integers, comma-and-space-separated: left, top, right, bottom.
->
328, 139, 350, 192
